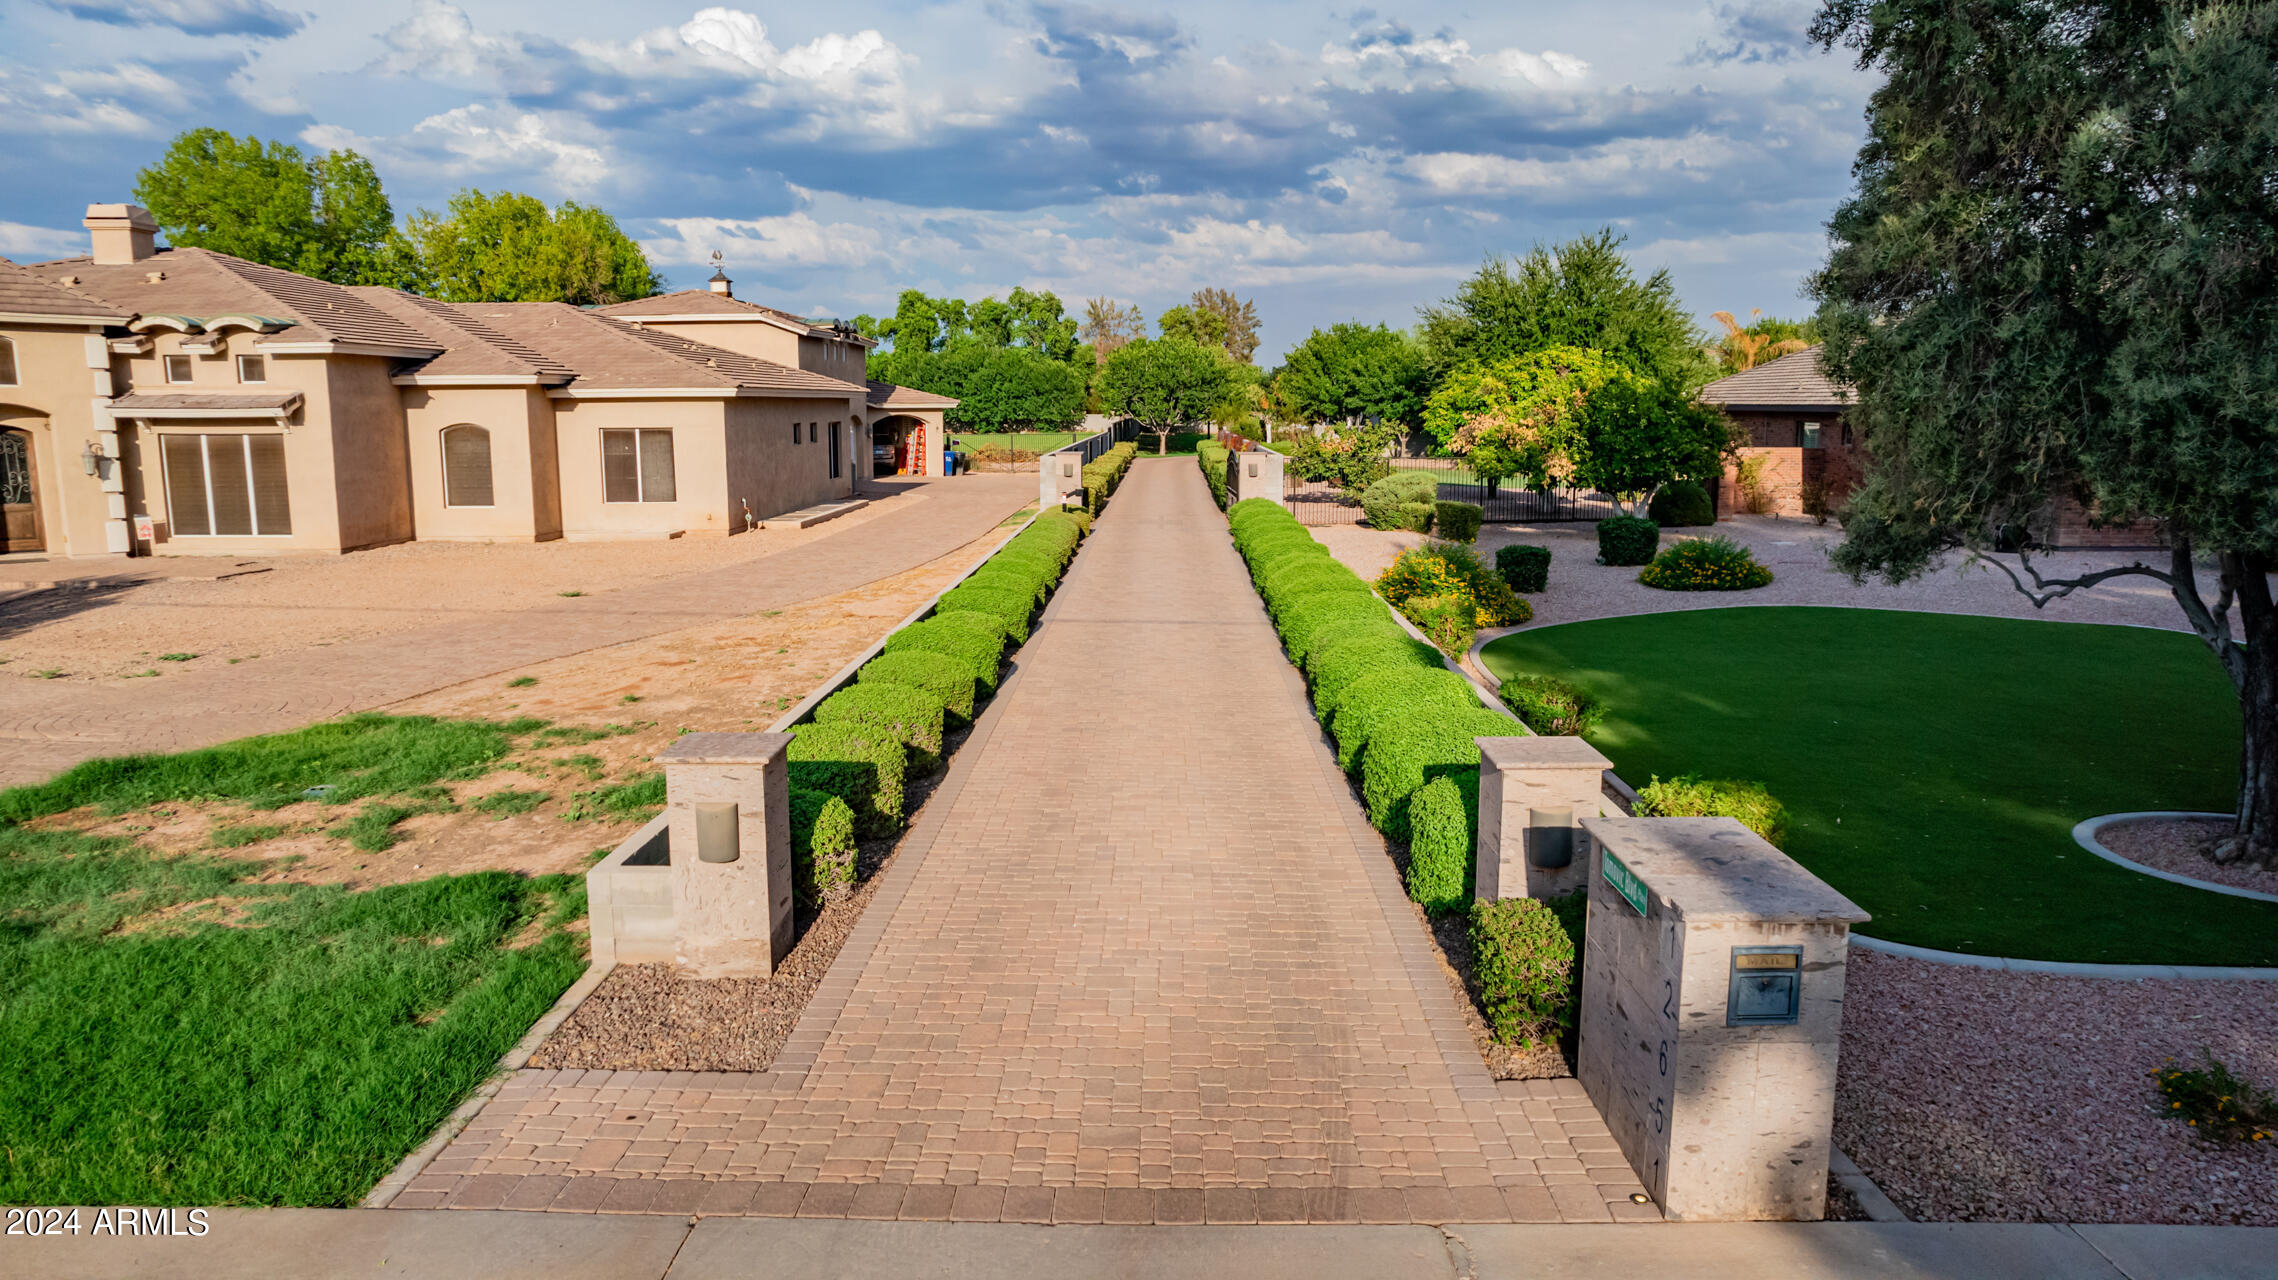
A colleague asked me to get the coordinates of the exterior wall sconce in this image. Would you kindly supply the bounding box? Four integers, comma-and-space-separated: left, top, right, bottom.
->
82, 441, 104, 476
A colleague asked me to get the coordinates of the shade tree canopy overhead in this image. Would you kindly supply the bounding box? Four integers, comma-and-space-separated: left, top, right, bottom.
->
1419, 229, 1710, 390
1810, 0, 2278, 867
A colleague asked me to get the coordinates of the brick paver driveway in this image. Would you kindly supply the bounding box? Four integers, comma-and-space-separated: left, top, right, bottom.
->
0, 474, 1035, 786
405, 459, 1649, 1225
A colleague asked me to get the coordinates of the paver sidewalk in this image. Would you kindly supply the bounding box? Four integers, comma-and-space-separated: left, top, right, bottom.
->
0, 474, 1034, 785
407, 459, 1647, 1224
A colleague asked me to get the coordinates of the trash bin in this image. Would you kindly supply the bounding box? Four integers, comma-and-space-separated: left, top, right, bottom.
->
944, 450, 962, 475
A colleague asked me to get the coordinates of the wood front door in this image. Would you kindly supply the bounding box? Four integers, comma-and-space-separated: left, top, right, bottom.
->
1, 428, 45, 553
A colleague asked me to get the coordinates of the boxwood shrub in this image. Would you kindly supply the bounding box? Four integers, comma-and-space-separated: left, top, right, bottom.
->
966, 561, 1054, 609
1227, 496, 1282, 530
1434, 501, 1483, 544
1358, 706, 1520, 839
1496, 544, 1551, 594
1199, 439, 1232, 507
788, 723, 908, 838
1497, 674, 1603, 737
1634, 773, 1790, 847
788, 785, 858, 906
1647, 479, 1715, 528
1468, 896, 1578, 1048
1306, 634, 1445, 722
1596, 515, 1659, 566
858, 650, 979, 720
1405, 773, 1474, 915
815, 680, 947, 770
1280, 593, 1399, 666
937, 583, 1038, 643
1361, 470, 1438, 531
1331, 666, 1483, 771
884, 615, 1007, 691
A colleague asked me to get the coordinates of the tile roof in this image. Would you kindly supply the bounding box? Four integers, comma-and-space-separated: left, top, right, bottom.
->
867, 380, 959, 410
1696, 345, 1850, 410
453, 302, 865, 395
352, 288, 577, 382
0, 255, 126, 320
596, 289, 821, 329
111, 391, 303, 412
32, 247, 438, 353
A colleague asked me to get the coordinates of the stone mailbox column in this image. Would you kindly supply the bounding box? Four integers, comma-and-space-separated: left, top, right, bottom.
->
660, 732, 796, 979
1473, 736, 1610, 901
1575, 815, 1870, 1221
1229, 447, 1285, 506
1040, 450, 1083, 507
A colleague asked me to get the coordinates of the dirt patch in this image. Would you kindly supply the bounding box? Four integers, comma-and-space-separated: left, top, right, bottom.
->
1835, 949, 2278, 1224
2096, 817, 2278, 898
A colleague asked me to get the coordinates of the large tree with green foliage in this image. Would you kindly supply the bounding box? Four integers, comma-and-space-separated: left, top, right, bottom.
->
405, 190, 660, 305
1098, 336, 1238, 452
1272, 323, 1430, 429
953, 349, 1087, 431
1422, 346, 1727, 511
1811, 0, 2278, 866
1419, 229, 1709, 388
134, 129, 416, 286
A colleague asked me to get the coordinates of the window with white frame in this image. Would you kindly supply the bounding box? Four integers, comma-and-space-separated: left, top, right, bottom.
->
164, 354, 193, 384
236, 354, 266, 384
161, 433, 292, 536
601, 428, 676, 503
0, 336, 16, 385
441, 424, 495, 507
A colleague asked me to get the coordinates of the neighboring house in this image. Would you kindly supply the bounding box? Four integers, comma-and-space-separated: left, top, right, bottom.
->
1695, 345, 2157, 548
0, 203, 955, 559
597, 275, 955, 482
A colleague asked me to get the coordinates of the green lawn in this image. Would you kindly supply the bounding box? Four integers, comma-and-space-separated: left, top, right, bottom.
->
1478, 607, 2275, 966
947, 432, 1078, 454
0, 716, 592, 1205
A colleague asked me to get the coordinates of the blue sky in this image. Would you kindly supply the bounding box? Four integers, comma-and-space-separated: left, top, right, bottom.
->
0, 0, 1875, 362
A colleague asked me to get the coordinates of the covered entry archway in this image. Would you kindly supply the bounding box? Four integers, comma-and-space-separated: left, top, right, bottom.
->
870, 414, 928, 478
1, 416, 48, 554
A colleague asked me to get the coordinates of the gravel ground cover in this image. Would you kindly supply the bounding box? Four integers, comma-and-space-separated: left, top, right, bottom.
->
1836, 951, 2278, 1224
2096, 817, 2278, 898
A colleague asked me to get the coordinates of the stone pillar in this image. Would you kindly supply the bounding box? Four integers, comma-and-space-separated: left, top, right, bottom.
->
1574, 815, 1870, 1221
660, 732, 796, 979
1229, 446, 1284, 506
1473, 736, 1610, 901
1040, 450, 1083, 507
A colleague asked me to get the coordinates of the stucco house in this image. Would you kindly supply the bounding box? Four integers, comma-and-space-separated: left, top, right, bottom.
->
1697, 345, 2156, 547
0, 203, 953, 559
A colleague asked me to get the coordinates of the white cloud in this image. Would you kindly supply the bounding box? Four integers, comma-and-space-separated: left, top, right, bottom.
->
0, 221, 86, 260
48, 0, 306, 39
409, 106, 613, 192
1489, 48, 1589, 88
643, 212, 888, 271
375, 2, 523, 80
1402, 135, 1739, 197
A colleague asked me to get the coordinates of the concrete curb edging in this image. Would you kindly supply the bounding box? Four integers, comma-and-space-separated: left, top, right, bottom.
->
1847, 933, 2278, 981
363, 959, 619, 1208
1828, 1147, 1908, 1223
2071, 811, 2278, 905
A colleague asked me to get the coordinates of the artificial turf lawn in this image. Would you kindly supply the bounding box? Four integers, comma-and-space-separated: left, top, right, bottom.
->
1479, 606, 2277, 966
0, 715, 591, 1205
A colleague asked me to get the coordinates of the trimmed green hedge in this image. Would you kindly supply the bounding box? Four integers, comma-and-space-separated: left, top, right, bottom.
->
1279, 593, 1398, 667
1496, 544, 1551, 593
1199, 439, 1232, 507
1434, 501, 1483, 544
1406, 774, 1474, 914
1080, 441, 1140, 515
884, 615, 1008, 692
788, 723, 908, 838
788, 786, 858, 906
1306, 633, 1445, 722
937, 583, 1038, 643
1330, 666, 1483, 771
1596, 515, 1659, 566
814, 680, 947, 770
1361, 470, 1438, 531
1359, 707, 1520, 840
858, 650, 978, 720
1469, 896, 1579, 1048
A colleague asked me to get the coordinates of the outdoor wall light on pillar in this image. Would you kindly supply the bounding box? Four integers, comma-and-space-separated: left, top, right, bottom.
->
1526, 806, 1575, 868
694, 802, 740, 863
660, 733, 794, 978
1474, 736, 1610, 900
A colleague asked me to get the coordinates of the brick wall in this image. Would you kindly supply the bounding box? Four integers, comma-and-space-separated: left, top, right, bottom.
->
1716, 411, 1865, 518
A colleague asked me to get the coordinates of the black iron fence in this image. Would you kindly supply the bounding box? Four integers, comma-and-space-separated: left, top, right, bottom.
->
1283, 455, 1624, 527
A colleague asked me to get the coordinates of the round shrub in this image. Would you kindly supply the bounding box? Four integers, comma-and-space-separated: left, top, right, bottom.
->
1405, 773, 1475, 915
1648, 480, 1716, 528
1634, 773, 1790, 847
1596, 515, 1660, 566
858, 649, 978, 720
1297, 616, 1415, 680
937, 583, 1038, 642
1497, 674, 1604, 737
885, 615, 1007, 690
1331, 667, 1482, 771
788, 786, 858, 907
1279, 593, 1397, 666
1401, 594, 1476, 656
1238, 525, 1322, 563
1496, 544, 1552, 594
1228, 497, 1288, 530
1044, 507, 1092, 537
1305, 634, 1445, 721
984, 545, 1066, 584
1434, 500, 1484, 544
814, 680, 947, 769
1376, 542, 1526, 628
1359, 706, 1523, 839
1361, 470, 1439, 531
1262, 569, 1372, 622
966, 561, 1054, 608
1469, 896, 1578, 1049
1248, 541, 1334, 588
1637, 536, 1774, 591
788, 723, 908, 838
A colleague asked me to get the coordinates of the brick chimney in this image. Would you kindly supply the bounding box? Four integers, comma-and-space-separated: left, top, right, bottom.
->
85, 203, 158, 265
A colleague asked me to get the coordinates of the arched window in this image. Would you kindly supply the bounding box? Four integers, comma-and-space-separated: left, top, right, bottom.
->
442, 425, 494, 507
0, 336, 17, 386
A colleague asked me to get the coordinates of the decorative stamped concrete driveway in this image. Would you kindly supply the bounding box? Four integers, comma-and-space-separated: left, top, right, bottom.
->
0, 474, 1036, 786
403, 460, 1649, 1225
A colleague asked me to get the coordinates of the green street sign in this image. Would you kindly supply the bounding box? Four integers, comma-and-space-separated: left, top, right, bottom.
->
1603, 849, 1648, 916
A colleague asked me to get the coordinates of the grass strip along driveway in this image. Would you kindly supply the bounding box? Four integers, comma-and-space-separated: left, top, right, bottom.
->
0, 715, 589, 1206
1479, 606, 2278, 967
